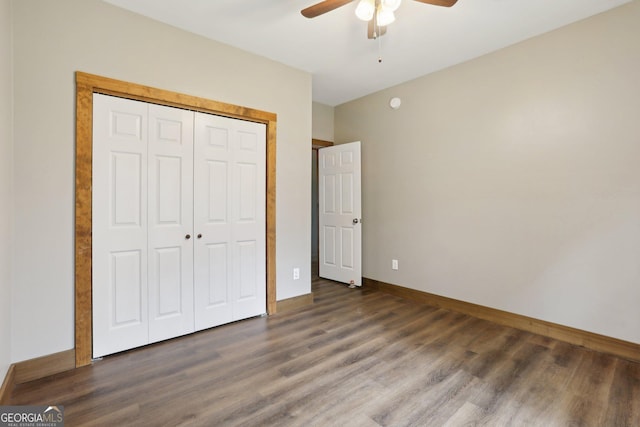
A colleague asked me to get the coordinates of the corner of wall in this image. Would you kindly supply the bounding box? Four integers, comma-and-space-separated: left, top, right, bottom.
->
312, 101, 335, 142
0, 0, 14, 384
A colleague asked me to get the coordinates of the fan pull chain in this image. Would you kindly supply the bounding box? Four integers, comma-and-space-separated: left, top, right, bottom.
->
377, 24, 383, 63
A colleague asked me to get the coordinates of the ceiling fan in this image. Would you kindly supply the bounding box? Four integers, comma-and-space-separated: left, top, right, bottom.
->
301, 0, 458, 39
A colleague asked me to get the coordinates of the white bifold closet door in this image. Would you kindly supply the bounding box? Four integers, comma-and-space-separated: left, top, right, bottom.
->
92, 94, 266, 358
92, 95, 151, 357
193, 114, 266, 331
147, 103, 195, 344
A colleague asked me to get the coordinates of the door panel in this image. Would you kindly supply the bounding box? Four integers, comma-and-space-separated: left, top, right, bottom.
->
238, 163, 257, 220
93, 94, 149, 358
237, 240, 257, 300
230, 119, 266, 320
323, 175, 336, 213
154, 247, 182, 316
341, 173, 354, 213
147, 103, 194, 343
341, 227, 354, 269
208, 160, 228, 222
319, 141, 362, 286
155, 156, 182, 223
206, 243, 229, 305
194, 113, 266, 330
194, 115, 234, 329
323, 226, 337, 266
111, 152, 143, 226
111, 250, 143, 326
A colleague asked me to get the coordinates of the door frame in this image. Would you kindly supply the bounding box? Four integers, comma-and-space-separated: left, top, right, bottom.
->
74, 72, 277, 367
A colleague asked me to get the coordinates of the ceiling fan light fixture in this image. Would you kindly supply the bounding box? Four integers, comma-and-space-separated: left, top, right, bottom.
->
382, 0, 402, 12
376, 7, 396, 26
355, 0, 375, 21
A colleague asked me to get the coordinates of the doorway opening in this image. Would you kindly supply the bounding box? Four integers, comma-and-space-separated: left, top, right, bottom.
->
311, 139, 333, 278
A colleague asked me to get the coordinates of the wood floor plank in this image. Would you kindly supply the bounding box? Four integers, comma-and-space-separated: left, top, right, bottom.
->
604, 358, 640, 426
8, 276, 640, 426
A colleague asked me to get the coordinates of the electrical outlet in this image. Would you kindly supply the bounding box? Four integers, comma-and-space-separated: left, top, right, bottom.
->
392, 259, 399, 270
293, 267, 300, 280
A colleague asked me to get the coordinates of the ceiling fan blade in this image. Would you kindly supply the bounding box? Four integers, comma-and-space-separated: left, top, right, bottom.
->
301, 0, 354, 18
413, 0, 458, 7
367, 20, 387, 39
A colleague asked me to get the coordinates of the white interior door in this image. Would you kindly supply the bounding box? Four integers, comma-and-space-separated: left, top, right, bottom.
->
147, 104, 195, 343
193, 113, 266, 330
319, 141, 362, 286
93, 94, 150, 357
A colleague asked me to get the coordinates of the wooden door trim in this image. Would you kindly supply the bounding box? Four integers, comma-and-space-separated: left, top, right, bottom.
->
75, 71, 277, 367
312, 138, 333, 149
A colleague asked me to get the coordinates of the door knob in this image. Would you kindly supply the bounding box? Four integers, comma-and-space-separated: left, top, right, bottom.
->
353, 218, 359, 224
185, 234, 191, 240
197, 234, 202, 239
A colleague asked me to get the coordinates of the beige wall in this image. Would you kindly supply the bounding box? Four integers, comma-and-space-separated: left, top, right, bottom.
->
335, 2, 640, 344
11, 0, 311, 362
311, 102, 335, 261
0, 0, 13, 380
312, 102, 334, 142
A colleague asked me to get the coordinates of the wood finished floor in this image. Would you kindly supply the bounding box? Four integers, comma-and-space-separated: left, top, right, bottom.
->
10, 276, 640, 426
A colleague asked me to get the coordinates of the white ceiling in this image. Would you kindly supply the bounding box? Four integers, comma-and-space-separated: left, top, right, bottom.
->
103, 0, 630, 106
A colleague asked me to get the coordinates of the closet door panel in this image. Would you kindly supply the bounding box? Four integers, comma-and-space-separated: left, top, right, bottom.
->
194, 114, 234, 329
147, 104, 195, 343
197, 241, 232, 328
231, 120, 266, 321
193, 114, 266, 329
93, 94, 149, 358
111, 250, 144, 325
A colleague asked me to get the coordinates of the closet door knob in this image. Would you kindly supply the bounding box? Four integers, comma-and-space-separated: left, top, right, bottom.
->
197, 234, 202, 239
185, 234, 191, 240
